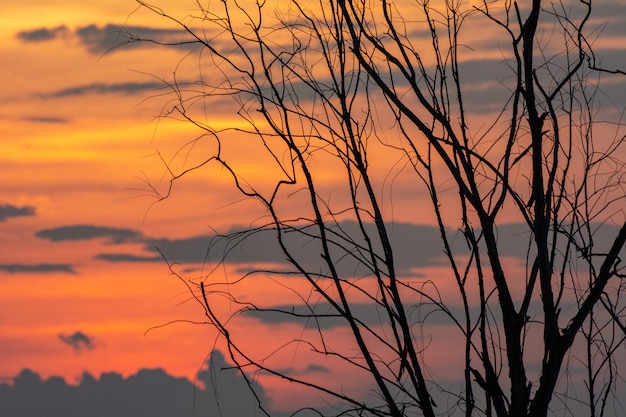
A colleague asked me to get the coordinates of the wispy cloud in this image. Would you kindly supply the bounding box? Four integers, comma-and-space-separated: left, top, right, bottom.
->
21, 116, 69, 124
95, 253, 161, 262
15, 25, 69, 42
271, 363, 332, 377
42, 81, 166, 98
0, 263, 76, 274
35, 225, 142, 244
0, 203, 36, 222
76, 24, 193, 54
15, 23, 194, 54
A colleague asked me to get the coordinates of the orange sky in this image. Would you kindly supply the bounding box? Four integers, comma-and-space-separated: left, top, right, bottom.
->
1, 0, 626, 413
0, 0, 231, 385
0, 1, 373, 408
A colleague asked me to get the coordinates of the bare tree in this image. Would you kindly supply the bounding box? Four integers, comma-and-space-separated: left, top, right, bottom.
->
128, 0, 626, 416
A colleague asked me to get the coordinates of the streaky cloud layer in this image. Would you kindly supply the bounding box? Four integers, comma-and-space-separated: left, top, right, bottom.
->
0, 263, 76, 274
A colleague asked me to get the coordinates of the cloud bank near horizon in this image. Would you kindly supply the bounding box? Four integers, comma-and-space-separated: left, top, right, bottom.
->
0, 350, 284, 417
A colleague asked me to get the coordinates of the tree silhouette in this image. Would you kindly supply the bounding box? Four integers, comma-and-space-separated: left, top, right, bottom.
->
129, 0, 626, 416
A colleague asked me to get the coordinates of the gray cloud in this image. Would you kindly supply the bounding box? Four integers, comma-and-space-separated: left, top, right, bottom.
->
72, 220, 624, 284
21, 116, 69, 124
91, 222, 448, 277
58, 331, 95, 353
0, 264, 76, 274
36, 225, 141, 244
242, 302, 384, 330
303, 363, 330, 373
15, 26, 69, 42
95, 253, 161, 263
76, 24, 193, 54
270, 363, 332, 378
585, 48, 626, 76
43, 81, 166, 98
14, 23, 193, 54
0, 203, 36, 222
137, 222, 451, 277
242, 301, 465, 330
147, 232, 279, 265
0, 350, 284, 417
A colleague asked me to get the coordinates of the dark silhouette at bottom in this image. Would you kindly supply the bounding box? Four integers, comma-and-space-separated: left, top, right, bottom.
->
0, 350, 274, 417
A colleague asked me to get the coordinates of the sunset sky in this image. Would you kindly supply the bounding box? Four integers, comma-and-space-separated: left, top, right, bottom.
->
1, 0, 234, 389
0, 0, 362, 410
2, 0, 626, 413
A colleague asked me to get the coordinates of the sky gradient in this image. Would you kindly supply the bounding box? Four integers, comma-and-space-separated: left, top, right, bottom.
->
2, 0, 626, 414
1, 0, 228, 388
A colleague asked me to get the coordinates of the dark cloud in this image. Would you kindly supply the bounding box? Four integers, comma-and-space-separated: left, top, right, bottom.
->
35, 225, 141, 244
75, 24, 128, 53
304, 363, 331, 373
147, 233, 268, 265
86, 220, 624, 283
44, 81, 166, 98
270, 363, 332, 377
0, 263, 76, 274
15, 23, 195, 54
242, 301, 465, 330
0, 351, 285, 417
95, 253, 161, 263
90, 221, 503, 274
58, 331, 95, 353
242, 302, 376, 330
0, 203, 35, 221
75, 24, 193, 54
15, 26, 69, 42
131, 221, 450, 276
